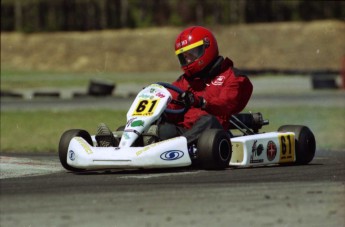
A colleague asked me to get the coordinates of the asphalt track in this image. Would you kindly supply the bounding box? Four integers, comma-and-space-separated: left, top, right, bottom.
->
0, 150, 344, 227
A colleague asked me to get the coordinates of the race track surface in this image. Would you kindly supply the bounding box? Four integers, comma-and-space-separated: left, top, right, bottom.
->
1, 150, 344, 227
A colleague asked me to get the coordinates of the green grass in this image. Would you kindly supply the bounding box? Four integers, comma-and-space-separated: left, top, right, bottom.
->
1, 106, 344, 153
1, 109, 127, 152
0, 69, 179, 90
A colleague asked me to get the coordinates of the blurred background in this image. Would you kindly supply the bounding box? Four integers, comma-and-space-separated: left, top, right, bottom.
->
1, 0, 344, 72
2, 0, 344, 31
1, 0, 344, 152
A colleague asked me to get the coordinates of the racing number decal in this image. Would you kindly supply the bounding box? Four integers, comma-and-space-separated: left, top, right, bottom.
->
132, 99, 159, 116
278, 133, 295, 163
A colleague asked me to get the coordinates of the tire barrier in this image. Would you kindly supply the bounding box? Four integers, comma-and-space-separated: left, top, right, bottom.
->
311, 76, 338, 89
1, 69, 341, 100
33, 91, 60, 98
0, 91, 23, 98
87, 79, 115, 96
1, 79, 117, 99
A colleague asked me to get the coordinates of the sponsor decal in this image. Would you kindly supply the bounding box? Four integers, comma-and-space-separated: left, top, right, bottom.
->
176, 40, 188, 49
126, 117, 137, 127
211, 75, 225, 86
133, 113, 155, 117
139, 94, 154, 99
155, 92, 166, 98
250, 140, 264, 163
123, 132, 130, 140
136, 145, 152, 156
150, 84, 164, 89
266, 140, 277, 161
131, 120, 144, 127
69, 150, 75, 161
257, 144, 264, 156
160, 150, 184, 161
75, 137, 93, 154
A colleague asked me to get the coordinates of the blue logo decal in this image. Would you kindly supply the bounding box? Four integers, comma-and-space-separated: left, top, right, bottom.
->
160, 150, 184, 161
69, 150, 75, 161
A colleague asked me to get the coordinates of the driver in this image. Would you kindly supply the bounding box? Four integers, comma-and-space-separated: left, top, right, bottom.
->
155, 26, 253, 147
97, 26, 253, 149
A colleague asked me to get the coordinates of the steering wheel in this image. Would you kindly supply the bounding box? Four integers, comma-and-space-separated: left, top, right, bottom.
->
156, 82, 186, 114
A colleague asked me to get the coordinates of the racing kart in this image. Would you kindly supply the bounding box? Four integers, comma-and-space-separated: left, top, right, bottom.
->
59, 82, 316, 172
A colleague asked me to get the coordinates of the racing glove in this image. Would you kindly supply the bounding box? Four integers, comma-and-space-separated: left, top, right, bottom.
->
179, 91, 206, 109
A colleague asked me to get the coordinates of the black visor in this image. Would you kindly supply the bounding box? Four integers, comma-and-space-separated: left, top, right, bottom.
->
177, 45, 205, 66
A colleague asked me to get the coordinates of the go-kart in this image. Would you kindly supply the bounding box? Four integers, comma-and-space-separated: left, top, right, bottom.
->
59, 82, 316, 172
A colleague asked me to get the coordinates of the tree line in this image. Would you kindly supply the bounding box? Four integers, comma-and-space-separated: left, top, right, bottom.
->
1, 0, 344, 33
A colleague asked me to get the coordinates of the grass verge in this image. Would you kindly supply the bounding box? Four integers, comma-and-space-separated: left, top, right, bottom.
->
0, 69, 179, 90
1, 106, 344, 153
1, 109, 126, 152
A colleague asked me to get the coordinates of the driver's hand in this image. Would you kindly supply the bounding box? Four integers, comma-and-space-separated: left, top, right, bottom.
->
178, 91, 203, 108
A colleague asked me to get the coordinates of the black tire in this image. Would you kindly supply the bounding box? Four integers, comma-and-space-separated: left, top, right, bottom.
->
278, 125, 316, 165
58, 129, 93, 172
196, 129, 232, 170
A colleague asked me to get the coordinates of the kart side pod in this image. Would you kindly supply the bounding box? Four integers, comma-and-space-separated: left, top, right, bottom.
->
230, 125, 316, 167
230, 132, 295, 167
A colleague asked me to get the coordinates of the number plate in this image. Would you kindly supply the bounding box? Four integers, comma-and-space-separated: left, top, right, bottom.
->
278, 133, 295, 163
132, 99, 160, 116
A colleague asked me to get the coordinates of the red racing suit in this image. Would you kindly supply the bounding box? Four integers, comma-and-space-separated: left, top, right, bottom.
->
167, 57, 253, 130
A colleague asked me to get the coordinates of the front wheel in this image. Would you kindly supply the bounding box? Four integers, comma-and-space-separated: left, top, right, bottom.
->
196, 129, 232, 170
58, 129, 93, 172
278, 125, 316, 165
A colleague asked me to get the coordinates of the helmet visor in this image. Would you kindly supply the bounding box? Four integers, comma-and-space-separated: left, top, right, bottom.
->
175, 40, 205, 66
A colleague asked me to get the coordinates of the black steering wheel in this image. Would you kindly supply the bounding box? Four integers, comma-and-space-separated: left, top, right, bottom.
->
156, 82, 186, 114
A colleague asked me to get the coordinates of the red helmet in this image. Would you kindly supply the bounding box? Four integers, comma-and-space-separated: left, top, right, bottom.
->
175, 26, 219, 77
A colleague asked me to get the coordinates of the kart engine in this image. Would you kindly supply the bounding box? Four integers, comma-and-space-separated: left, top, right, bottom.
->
230, 112, 269, 134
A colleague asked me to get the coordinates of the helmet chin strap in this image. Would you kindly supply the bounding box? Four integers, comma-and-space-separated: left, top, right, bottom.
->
184, 56, 224, 81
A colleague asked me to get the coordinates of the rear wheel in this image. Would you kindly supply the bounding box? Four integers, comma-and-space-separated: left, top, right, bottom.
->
278, 125, 316, 165
58, 129, 92, 172
196, 129, 232, 170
